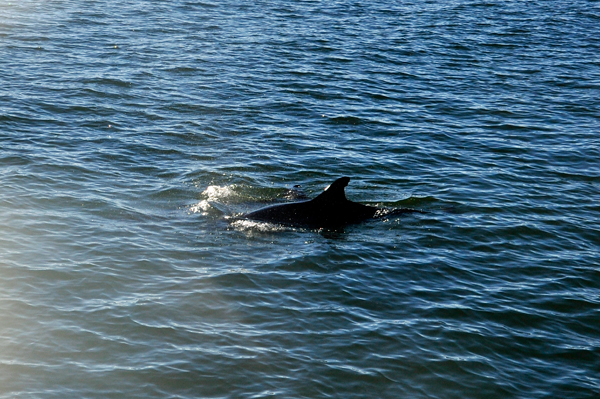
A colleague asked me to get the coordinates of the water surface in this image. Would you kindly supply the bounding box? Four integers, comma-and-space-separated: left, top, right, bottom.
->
1, 1, 599, 398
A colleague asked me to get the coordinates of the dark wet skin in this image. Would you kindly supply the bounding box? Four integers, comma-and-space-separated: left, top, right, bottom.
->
243, 177, 424, 228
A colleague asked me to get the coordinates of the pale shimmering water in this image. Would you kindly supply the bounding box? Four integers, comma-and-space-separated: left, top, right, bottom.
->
1, 1, 599, 398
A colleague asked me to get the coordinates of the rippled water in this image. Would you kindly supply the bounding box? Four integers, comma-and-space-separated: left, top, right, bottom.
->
1, 1, 599, 398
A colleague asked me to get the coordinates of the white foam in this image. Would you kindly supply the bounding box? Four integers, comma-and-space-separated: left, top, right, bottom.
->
229, 219, 289, 233
202, 185, 237, 202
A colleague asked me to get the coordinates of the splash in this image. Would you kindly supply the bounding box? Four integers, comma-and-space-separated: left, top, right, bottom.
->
202, 185, 239, 202
189, 184, 243, 215
188, 200, 213, 215
229, 218, 291, 234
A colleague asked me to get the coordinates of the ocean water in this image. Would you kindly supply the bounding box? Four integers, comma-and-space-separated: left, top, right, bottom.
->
1, 0, 599, 398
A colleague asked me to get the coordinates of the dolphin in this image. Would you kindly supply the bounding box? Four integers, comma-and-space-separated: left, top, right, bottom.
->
242, 177, 424, 228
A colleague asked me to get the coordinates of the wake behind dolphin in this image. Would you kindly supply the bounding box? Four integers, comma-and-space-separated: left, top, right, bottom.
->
242, 177, 424, 229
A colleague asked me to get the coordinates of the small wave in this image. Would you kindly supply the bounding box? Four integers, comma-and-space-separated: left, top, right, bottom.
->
188, 184, 243, 215
202, 184, 240, 202
229, 218, 291, 233
188, 200, 213, 215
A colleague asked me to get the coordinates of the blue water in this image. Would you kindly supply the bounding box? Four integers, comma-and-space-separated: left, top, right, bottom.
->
1, 1, 599, 398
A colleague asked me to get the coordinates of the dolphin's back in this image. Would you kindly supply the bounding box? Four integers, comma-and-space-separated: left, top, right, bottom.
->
242, 177, 419, 228
244, 200, 315, 226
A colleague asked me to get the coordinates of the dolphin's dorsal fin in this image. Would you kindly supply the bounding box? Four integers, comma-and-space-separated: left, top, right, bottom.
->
312, 177, 350, 204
